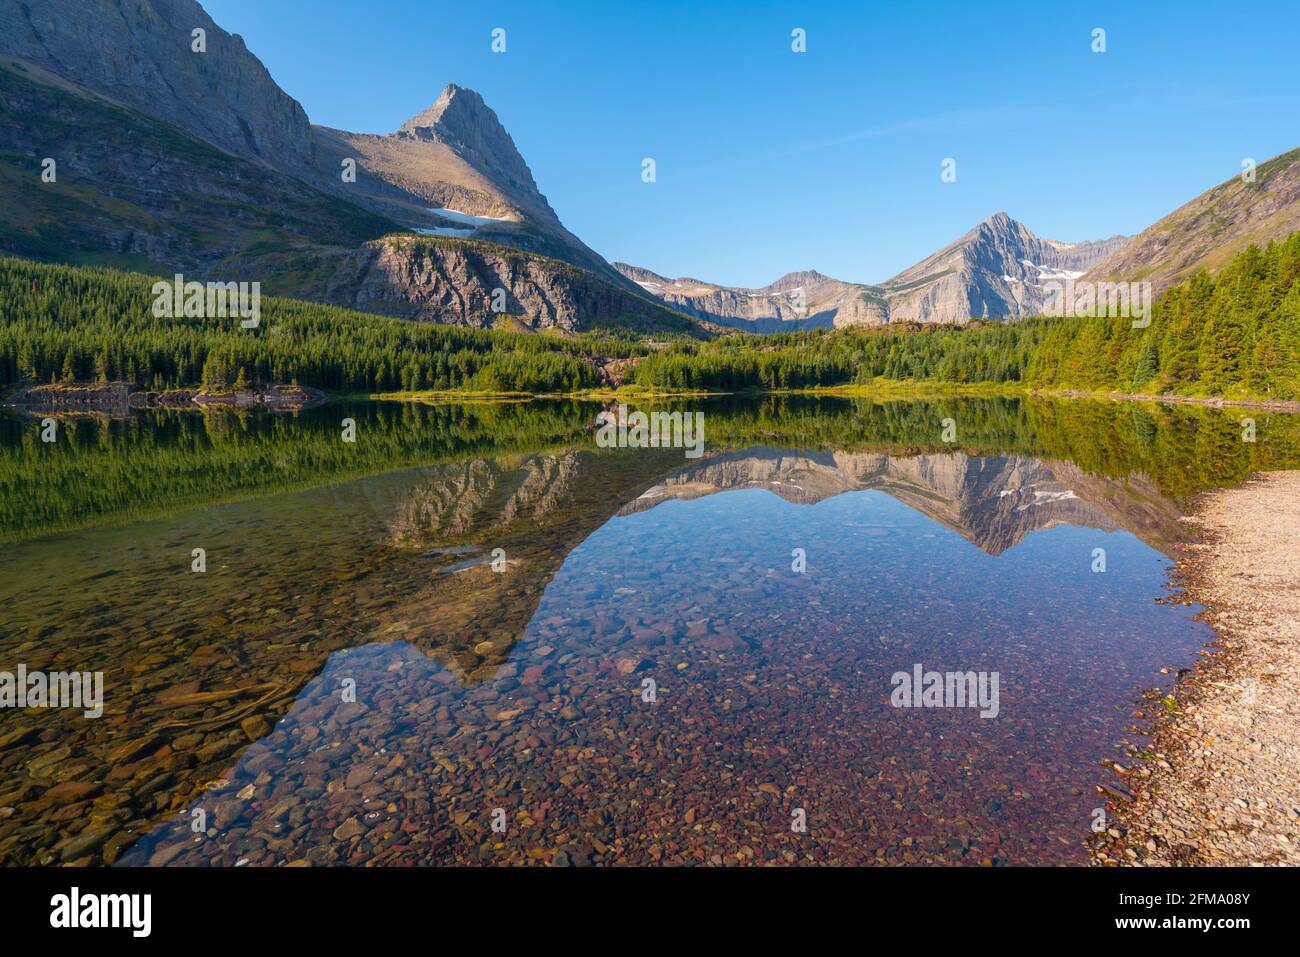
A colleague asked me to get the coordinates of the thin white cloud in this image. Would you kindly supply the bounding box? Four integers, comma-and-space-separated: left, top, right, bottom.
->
763, 104, 1035, 159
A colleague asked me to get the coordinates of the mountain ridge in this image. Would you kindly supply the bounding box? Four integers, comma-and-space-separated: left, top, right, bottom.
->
618, 213, 1129, 330
0, 0, 315, 173
0, 0, 698, 335
0, 59, 696, 335
0, 0, 658, 322
1081, 146, 1300, 293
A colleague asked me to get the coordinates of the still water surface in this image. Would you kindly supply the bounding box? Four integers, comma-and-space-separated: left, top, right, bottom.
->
2, 396, 1296, 865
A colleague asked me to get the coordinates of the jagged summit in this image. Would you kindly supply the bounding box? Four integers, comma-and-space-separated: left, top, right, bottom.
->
310, 78, 638, 288
397, 83, 470, 131
392, 83, 539, 197
620, 213, 1131, 330
876, 212, 1131, 323
399, 84, 495, 137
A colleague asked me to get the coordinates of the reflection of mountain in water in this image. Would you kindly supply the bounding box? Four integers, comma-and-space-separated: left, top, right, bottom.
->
379, 445, 1192, 682
617, 448, 1192, 556
0, 442, 1191, 866
370, 448, 685, 681
387, 451, 587, 549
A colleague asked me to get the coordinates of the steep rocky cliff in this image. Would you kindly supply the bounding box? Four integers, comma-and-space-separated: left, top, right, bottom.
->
304, 236, 704, 333
0, 0, 314, 172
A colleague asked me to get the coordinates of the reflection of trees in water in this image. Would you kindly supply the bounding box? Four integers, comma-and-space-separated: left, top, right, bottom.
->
0, 399, 596, 542
3, 395, 1297, 543
4, 394, 1294, 865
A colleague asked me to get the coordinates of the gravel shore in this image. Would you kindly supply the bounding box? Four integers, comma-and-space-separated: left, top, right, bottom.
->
1092, 471, 1300, 866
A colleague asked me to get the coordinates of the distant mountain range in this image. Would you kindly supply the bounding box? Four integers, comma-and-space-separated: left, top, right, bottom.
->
611, 264, 880, 332
621, 144, 1300, 331
618, 214, 1130, 329
1, 0, 1298, 335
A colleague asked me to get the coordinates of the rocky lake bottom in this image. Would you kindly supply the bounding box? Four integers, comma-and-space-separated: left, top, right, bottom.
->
2, 395, 1297, 866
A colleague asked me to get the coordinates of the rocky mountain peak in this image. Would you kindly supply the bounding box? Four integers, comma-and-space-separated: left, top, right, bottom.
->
397, 83, 478, 134
767, 270, 831, 292
395, 83, 541, 199
971, 211, 1035, 247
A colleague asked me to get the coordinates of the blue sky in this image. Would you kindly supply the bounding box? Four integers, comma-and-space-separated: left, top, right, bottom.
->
205, 0, 1300, 288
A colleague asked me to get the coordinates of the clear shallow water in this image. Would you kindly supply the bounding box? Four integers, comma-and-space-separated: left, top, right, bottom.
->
2, 396, 1297, 866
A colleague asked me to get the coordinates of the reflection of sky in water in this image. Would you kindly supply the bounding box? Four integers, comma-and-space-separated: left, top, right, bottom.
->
121, 481, 1210, 867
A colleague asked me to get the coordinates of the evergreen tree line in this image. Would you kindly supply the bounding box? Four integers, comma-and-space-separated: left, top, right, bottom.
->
1026, 232, 1300, 399
628, 320, 1048, 390
630, 234, 1300, 398
2, 233, 1297, 399
0, 258, 648, 394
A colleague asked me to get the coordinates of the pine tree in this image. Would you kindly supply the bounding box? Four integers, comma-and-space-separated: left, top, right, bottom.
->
201, 353, 229, 390
1131, 337, 1159, 390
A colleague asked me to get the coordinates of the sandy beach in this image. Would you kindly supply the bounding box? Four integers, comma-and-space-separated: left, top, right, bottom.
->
1092, 471, 1300, 866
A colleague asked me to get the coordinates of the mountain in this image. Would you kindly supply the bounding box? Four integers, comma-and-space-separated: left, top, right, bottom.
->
0, 0, 696, 335
311, 84, 639, 292
877, 212, 1129, 323
0, 0, 315, 172
1081, 146, 1300, 294
613, 264, 887, 331
298, 235, 706, 331
0, 54, 393, 274
620, 213, 1128, 330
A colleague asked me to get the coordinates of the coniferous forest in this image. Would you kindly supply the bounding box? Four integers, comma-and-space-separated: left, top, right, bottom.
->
2, 231, 1297, 399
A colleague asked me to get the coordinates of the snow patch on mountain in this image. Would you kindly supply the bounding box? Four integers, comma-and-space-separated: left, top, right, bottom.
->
426, 206, 513, 226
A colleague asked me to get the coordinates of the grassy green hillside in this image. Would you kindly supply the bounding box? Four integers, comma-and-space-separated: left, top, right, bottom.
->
1084, 147, 1300, 293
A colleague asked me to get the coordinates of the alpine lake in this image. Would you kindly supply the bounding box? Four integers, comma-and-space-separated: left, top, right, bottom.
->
2, 394, 1297, 867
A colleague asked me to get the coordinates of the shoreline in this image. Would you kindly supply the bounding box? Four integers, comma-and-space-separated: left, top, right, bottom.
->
1038, 389, 1300, 413
1090, 471, 1300, 866
3, 382, 327, 414
9, 381, 1300, 412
